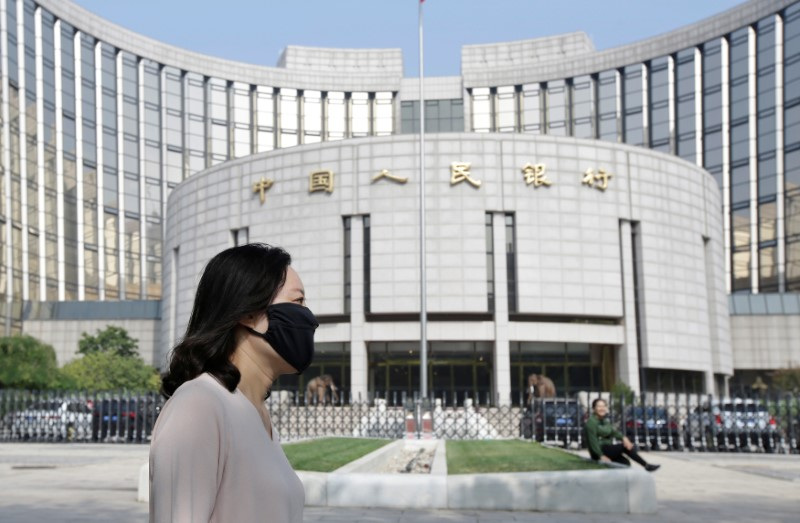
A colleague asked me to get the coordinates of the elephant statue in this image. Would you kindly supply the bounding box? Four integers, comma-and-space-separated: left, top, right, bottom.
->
305, 374, 339, 405
526, 373, 556, 404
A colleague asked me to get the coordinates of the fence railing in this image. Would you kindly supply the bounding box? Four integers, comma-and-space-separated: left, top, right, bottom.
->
0, 390, 163, 443
1, 388, 798, 455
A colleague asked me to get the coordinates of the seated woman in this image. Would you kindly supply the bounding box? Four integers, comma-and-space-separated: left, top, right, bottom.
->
584, 398, 660, 472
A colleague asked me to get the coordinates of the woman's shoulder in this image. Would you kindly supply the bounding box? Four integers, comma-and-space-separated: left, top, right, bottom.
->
166, 373, 232, 411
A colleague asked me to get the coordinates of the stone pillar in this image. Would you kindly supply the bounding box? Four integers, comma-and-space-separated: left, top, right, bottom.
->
492, 213, 511, 406
349, 216, 368, 402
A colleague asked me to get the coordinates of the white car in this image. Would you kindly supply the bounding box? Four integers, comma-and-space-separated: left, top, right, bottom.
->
684, 398, 778, 452
10, 400, 93, 442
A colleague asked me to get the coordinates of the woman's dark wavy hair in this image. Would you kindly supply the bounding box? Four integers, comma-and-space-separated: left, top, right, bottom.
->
161, 243, 291, 398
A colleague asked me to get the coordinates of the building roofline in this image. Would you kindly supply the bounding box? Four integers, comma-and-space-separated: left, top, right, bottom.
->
37, 0, 404, 91
461, 0, 794, 86
39, 0, 795, 91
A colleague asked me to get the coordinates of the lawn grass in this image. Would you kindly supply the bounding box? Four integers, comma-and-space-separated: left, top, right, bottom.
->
446, 440, 603, 474
282, 437, 391, 472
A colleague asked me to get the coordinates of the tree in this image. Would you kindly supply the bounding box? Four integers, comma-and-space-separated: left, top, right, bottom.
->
78, 326, 139, 358
610, 381, 635, 406
61, 351, 161, 392
0, 335, 63, 389
772, 367, 800, 393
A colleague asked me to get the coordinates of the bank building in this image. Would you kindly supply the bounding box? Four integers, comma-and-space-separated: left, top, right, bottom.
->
4, 0, 800, 404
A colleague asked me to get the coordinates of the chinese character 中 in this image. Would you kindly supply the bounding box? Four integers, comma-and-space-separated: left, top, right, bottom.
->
582, 168, 612, 191
521, 163, 551, 188
309, 170, 335, 193
252, 177, 274, 205
450, 162, 481, 188
372, 169, 408, 184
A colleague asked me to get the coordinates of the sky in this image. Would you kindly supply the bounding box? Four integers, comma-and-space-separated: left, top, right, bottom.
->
71, 0, 745, 77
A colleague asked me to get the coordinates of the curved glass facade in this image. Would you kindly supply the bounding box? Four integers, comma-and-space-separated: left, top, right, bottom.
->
0, 0, 798, 359
0, 0, 398, 326
466, 3, 800, 296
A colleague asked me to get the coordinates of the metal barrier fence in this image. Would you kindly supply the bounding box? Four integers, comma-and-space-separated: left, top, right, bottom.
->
1, 387, 798, 454
0, 390, 163, 443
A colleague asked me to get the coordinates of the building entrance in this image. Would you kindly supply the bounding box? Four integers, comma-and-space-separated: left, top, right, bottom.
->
368, 341, 493, 402
510, 342, 612, 402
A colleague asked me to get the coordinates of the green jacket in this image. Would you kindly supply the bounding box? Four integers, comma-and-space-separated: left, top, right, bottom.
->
583, 414, 623, 459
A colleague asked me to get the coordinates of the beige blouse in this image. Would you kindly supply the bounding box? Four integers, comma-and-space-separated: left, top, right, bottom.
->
149, 373, 304, 523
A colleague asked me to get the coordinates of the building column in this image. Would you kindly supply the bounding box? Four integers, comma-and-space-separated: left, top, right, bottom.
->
349, 215, 368, 402
618, 220, 641, 393
492, 212, 511, 406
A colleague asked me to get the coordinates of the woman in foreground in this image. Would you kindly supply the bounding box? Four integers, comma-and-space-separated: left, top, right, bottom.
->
584, 398, 660, 472
149, 243, 318, 522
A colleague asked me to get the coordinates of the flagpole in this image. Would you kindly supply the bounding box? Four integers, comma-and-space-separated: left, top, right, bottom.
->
418, 0, 428, 400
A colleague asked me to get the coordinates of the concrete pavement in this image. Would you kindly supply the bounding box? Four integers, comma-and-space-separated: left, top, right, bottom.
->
0, 444, 798, 522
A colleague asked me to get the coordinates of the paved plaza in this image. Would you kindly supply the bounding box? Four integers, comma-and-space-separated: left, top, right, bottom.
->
0, 443, 798, 522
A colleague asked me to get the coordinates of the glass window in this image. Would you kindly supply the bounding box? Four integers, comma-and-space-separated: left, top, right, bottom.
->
759, 200, 776, 242
278, 87, 299, 145
255, 86, 274, 152
401, 100, 418, 134
471, 87, 491, 132
351, 92, 370, 137
485, 213, 494, 313
732, 250, 751, 293
676, 48, 697, 161
648, 57, 670, 151
302, 89, 322, 144
208, 78, 228, 161
731, 205, 750, 249
571, 75, 593, 139
521, 83, 541, 134
623, 64, 644, 146
597, 70, 618, 141
505, 213, 517, 313
326, 91, 345, 140
496, 85, 516, 132
546, 80, 567, 136
374, 91, 393, 135
729, 28, 750, 125
758, 245, 778, 293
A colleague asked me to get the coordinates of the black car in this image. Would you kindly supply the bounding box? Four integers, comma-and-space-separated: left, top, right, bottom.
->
92, 398, 161, 443
623, 406, 681, 450
520, 399, 582, 447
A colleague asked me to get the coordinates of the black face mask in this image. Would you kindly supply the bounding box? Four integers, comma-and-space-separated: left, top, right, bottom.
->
245, 302, 318, 375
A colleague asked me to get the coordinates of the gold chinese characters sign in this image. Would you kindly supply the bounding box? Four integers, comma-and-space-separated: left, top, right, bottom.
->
372, 169, 408, 184
309, 170, 334, 193
252, 177, 274, 205
582, 168, 612, 191
450, 162, 481, 188
521, 163, 551, 188
248, 163, 615, 204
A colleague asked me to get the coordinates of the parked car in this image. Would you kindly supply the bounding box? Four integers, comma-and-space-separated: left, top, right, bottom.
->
623, 406, 680, 450
684, 398, 778, 452
9, 400, 93, 441
92, 398, 160, 443
520, 399, 582, 447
